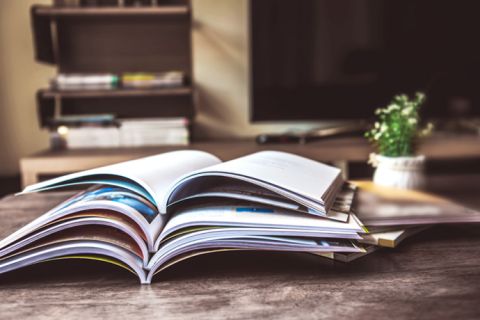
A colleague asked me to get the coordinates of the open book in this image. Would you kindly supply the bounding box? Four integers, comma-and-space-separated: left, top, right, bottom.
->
0, 150, 365, 284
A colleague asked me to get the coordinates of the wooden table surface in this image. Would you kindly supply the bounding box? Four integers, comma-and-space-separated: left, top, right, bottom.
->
0, 177, 480, 320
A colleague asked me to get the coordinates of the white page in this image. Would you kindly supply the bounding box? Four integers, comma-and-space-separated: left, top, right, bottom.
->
194, 151, 341, 203
155, 226, 362, 251
0, 216, 150, 266
158, 227, 361, 244
22, 150, 221, 213
148, 235, 362, 272
166, 151, 343, 213
0, 241, 148, 284
160, 205, 364, 241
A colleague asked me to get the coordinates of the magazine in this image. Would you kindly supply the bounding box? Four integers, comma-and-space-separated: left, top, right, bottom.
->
0, 150, 363, 284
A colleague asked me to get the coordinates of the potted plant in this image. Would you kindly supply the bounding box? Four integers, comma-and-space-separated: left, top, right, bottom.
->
365, 92, 433, 189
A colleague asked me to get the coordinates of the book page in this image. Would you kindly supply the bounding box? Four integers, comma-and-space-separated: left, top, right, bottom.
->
0, 240, 147, 284
167, 151, 343, 213
22, 150, 221, 213
3, 187, 162, 254
160, 204, 363, 241
148, 235, 363, 274
0, 225, 145, 262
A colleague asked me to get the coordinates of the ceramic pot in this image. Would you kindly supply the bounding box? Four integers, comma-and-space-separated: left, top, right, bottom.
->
371, 154, 426, 189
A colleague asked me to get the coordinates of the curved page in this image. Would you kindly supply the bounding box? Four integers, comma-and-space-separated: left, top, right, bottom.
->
147, 235, 363, 273
21, 150, 221, 213
166, 151, 343, 214
0, 217, 149, 266
160, 205, 363, 241
0, 241, 147, 284
2, 188, 158, 253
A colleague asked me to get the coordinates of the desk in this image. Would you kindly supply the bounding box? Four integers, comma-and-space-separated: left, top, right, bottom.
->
19, 135, 480, 187
0, 175, 479, 319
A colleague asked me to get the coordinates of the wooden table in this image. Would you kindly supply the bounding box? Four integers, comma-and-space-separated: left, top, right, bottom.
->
19, 135, 480, 187
0, 175, 480, 319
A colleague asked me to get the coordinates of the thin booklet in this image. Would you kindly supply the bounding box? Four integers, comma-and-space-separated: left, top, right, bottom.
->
0, 150, 363, 284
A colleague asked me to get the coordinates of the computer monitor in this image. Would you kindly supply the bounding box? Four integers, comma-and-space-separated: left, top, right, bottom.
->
250, 0, 480, 122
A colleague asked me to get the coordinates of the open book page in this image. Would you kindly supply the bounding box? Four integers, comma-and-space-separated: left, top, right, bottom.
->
21, 150, 221, 213
2, 186, 167, 254
0, 193, 70, 241
0, 212, 149, 264
168, 177, 303, 211
147, 234, 363, 275
166, 151, 343, 214
158, 226, 363, 248
51, 186, 167, 245
0, 225, 145, 263
161, 205, 363, 236
155, 204, 364, 250
0, 240, 147, 283
168, 179, 354, 222
148, 239, 355, 280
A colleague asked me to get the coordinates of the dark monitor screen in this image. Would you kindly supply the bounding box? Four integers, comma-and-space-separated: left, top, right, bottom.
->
250, 0, 480, 121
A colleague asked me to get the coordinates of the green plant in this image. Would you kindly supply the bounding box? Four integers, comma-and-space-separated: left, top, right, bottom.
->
365, 92, 433, 157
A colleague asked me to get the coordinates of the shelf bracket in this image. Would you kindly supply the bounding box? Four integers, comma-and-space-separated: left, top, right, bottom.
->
54, 94, 63, 120
50, 17, 60, 67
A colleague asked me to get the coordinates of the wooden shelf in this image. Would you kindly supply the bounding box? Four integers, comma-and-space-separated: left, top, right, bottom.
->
37, 86, 195, 128
39, 86, 193, 99
30, 1, 195, 132
33, 5, 190, 17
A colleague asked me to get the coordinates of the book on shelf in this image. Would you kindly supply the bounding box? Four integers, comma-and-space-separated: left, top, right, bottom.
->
121, 72, 184, 89
51, 74, 119, 91
47, 114, 117, 128
50, 117, 190, 149
50, 72, 185, 91
1, 151, 479, 283
119, 118, 189, 147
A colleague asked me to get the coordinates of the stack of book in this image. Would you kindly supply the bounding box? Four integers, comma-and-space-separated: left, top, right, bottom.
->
330, 180, 480, 261
48, 114, 119, 149
121, 72, 184, 89
0, 151, 478, 283
51, 74, 119, 91
119, 118, 189, 147
49, 116, 189, 149
50, 72, 185, 91
47, 71, 189, 149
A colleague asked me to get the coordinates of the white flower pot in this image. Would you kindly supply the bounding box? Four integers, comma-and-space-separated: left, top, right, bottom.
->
371, 154, 426, 190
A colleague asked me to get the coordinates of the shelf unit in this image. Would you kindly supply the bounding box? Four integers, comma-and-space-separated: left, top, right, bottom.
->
34, 5, 190, 17
31, 1, 194, 128
39, 86, 193, 98
37, 87, 195, 127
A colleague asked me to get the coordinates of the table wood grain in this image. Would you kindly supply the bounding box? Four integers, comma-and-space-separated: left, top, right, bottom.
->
0, 182, 479, 320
